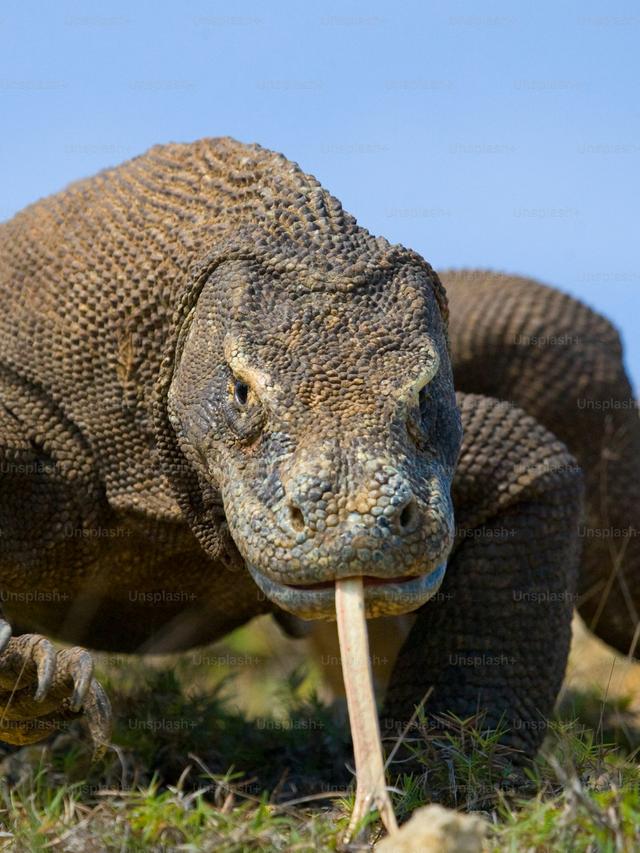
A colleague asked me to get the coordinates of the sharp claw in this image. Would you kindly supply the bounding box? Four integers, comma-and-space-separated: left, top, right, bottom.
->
0, 633, 111, 757
0, 620, 12, 655
83, 679, 112, 760
32, 639, 56, 702
67, 651, 94, 712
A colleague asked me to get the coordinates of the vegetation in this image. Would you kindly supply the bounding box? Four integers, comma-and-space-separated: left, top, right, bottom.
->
0, 617, 638, 851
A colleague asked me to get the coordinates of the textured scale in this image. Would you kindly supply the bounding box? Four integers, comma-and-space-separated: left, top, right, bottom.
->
0, 138, 637, 761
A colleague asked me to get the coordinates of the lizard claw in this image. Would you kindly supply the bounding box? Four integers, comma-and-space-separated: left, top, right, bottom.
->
59, 647, 95, 712
31, 637, 57, 702
0, 620, 12, 655
83, 678, 113, 759
0, 631, 112, 754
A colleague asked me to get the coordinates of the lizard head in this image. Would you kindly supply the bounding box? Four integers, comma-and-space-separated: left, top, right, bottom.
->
167, 240, 462, 621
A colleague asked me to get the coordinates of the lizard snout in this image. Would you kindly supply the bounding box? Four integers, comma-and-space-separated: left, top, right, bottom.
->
280, 473, 420, 540
226, 445, 456, 619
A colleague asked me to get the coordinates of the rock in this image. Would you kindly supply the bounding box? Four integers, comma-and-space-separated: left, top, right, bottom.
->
376, 804, 487, 853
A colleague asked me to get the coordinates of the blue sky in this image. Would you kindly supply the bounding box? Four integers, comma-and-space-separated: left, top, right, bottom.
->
1, 0, 638, 389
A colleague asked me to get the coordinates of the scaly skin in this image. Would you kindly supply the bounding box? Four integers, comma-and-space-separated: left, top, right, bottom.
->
442, 270, 640, 657
0, 138, 635, 757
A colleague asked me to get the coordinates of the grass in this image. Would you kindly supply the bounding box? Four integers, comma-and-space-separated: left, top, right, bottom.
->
0, 617, 639, 851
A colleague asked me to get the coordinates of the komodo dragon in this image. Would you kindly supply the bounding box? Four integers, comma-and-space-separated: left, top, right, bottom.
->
0, 138, 637, 761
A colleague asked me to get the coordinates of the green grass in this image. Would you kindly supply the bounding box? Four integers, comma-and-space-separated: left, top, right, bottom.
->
0, 623, 639, 851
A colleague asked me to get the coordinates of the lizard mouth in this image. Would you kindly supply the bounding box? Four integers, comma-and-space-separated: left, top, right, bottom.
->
295, 574, 415, 590
247, 563, 447, 621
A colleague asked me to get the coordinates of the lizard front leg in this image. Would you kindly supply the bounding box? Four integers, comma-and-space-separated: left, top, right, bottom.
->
444, 270, 640, 658
0, 621, 111, 754
383, 393, 583, 760
0, 385, 112, 754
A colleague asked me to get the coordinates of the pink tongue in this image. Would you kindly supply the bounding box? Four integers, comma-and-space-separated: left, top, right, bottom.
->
335, 576, 399, 842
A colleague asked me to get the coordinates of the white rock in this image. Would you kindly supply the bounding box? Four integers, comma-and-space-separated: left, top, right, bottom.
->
376, 804, 487, 853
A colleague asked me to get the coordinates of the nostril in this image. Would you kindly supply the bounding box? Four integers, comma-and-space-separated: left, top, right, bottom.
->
398, 499, 417, 531
289, 505, 305, 532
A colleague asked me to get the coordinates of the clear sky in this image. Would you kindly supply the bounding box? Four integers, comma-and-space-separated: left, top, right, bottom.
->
1, 1, 638, 389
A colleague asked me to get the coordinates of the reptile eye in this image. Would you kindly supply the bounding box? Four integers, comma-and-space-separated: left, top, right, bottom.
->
418, 384, 430, 410
406, 383, 432, 449
234, 380, 249, 407
224, 373, 264, 441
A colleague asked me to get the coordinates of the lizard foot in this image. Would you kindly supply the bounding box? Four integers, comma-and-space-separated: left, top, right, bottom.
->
0, 621, 112, 757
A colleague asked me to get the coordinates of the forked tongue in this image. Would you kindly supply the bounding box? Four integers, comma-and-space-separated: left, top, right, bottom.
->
335, 576, 399, 842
